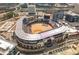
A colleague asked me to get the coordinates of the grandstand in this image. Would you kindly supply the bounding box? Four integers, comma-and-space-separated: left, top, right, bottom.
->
14, 16, 68, 54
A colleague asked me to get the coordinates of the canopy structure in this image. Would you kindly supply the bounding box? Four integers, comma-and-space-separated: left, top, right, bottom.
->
15, 16, 68, 41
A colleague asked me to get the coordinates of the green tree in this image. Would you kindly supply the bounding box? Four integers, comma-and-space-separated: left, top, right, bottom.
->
3, 11, 18, 20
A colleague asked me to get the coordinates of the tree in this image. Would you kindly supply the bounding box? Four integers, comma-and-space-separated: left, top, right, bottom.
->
3, 11, 18, 20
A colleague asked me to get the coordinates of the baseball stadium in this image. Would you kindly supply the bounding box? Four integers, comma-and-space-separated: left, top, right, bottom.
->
14, 16, 67, 54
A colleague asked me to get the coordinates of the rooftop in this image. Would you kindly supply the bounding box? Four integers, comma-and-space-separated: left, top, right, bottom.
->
0, 37, 15, 55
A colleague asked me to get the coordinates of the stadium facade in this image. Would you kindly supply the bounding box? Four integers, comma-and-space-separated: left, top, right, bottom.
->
14, 16, 68, 54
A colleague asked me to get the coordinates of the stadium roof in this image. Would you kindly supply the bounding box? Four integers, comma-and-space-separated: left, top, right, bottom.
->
15, 16, 68, 41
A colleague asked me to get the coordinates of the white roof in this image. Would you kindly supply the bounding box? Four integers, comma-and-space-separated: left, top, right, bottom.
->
0, 39, 10, 50
0, 38, 15, 55
66, 27, 77, 33
15, 16, 68, 41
